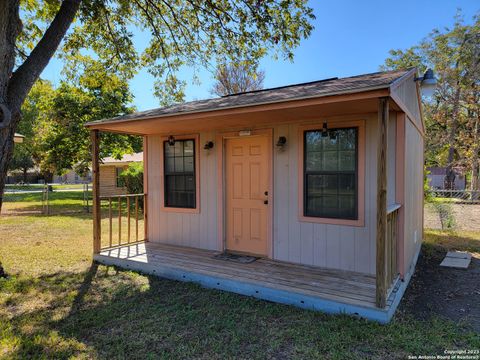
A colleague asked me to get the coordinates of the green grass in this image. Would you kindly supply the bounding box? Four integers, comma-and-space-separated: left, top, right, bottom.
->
0, 196, 479, 359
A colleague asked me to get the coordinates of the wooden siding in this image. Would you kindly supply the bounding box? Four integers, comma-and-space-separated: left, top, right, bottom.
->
147, 133, 218, 250
273, 116, 378, 274
146, 114, 386, 275
99, 165, 127, 197
387, 112, 397, 207
391, 73, 423, 134
403, 117, 423, 273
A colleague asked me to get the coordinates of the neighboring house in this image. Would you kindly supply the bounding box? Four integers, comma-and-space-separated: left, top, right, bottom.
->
99, 152, 143, 196
53, 170, 92, 184
6, 167, 42, 184
427, 166, 466, 190
86, 69, 424, 323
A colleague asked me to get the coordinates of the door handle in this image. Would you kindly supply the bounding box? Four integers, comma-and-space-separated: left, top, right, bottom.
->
264, 199, 268, 205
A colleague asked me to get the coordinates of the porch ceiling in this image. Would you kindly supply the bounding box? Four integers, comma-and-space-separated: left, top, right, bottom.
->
87, 90, 400, 136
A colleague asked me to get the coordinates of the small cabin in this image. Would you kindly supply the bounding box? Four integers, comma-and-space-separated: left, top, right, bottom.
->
86, 69, 424, 323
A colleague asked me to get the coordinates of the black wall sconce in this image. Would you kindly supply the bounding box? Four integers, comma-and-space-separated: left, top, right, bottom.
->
321, 121, 328, 137
321, 122, 337, 141
276, 136, 287, 149
203, 141, 214, 150
167, 135, 175, 146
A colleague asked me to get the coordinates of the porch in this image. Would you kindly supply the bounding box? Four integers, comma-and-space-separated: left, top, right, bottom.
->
94, 241, 403, 323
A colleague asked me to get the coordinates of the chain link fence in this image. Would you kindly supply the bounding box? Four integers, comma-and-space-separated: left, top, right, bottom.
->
425, 189, 480, 231
2, 183, 91, 216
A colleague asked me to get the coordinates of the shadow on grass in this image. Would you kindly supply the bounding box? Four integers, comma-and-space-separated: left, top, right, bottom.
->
1, 257, 479, 359
424, 229, 480, 253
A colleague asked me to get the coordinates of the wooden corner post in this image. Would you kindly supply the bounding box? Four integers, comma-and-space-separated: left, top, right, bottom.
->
91, 130, 101, 254
376, 97, 389, 308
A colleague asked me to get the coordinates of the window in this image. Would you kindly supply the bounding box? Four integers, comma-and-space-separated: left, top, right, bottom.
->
303, 127, 358, 220
115, 167, 124, 188
164, 139, 196, 208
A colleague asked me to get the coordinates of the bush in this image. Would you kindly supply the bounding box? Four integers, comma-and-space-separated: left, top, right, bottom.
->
119, 162, 143, 195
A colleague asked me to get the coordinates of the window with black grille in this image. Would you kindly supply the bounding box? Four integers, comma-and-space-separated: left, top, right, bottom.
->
304, 127, 358, 219
164, 139, 196, 208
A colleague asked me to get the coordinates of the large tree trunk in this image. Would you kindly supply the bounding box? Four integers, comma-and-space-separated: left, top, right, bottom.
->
0, 0, 81, 212
444, 87, 461, 190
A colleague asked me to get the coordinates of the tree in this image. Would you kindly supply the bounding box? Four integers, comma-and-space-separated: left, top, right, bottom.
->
0, 0, 315, 211
32, 71, 141, 177
211, 61, 265, 96
382, 12, 480, 190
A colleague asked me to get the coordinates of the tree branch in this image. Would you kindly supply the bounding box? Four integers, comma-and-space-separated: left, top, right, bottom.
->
7, 0, 81, 112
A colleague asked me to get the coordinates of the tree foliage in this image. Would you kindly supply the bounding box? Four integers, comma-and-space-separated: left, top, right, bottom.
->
119, 161, 144, 195
0, 0, 315, 209
18, 0, 315, 104
13, 71, 142, 178
211, 61, 265, 96
382, 12, 480, 189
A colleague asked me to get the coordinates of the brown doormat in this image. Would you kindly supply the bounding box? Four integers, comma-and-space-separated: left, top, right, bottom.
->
213, 252, 258, 264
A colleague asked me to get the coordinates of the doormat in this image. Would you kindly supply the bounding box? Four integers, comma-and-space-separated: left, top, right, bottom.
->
213, 252, 258, 264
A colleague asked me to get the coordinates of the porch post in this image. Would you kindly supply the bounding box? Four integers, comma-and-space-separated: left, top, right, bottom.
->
376, 97, 388, 308
91, 130, 101, 254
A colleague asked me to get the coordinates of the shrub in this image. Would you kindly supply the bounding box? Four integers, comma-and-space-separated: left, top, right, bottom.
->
119, 162, 143, 195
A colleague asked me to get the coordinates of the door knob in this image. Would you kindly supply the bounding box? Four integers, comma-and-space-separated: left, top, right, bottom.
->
264, 191, 268, 196
264, 200, 268, 205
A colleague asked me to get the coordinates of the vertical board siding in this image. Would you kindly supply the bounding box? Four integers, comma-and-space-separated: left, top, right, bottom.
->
146, 116, 378, 274
391, 76, 422, 132
387, 113, 397, 206
403, 119, 423, 272
99, 166, 127, 196
272, 116, 377, 275
273, 125, 290, 260
147, 134, 219, 250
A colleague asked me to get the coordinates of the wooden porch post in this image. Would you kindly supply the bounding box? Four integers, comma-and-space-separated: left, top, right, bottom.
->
376, 97, 389, 308
91, 130, 101, 254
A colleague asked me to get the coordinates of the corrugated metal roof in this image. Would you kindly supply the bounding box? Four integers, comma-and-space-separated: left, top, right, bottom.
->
87, 69, 411, 126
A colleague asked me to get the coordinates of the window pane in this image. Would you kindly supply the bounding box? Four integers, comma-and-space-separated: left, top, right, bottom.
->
304, 128, 357, 220
184, 140, 194, 155
184, 156, 194, 172
174, 141, 183, 156
165, 143, 175, 157
164, 139, 196, 208
173, 157, 183, 172
305, 151, 322, 172
165, 156, 175, 173
339, 150, 355, 171
322, 151, 338, 171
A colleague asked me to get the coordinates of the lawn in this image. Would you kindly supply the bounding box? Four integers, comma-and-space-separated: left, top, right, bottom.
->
0, 195, 479, 359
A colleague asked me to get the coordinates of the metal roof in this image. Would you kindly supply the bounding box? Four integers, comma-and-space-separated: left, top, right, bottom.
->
87, 69, 411, 126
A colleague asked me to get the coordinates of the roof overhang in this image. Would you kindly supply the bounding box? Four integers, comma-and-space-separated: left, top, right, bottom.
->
85, 69, 421, 136
86, 87, 398, 135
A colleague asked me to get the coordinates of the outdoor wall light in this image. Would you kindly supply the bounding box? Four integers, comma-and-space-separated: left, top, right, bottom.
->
415, 68, 437, 97
276, 136, 287, 148
204, 141, 214, 150
321, 121, 328, 137
167, 135, 175, 146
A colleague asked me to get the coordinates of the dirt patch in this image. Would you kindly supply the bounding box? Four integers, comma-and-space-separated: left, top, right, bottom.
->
424, 203, 442, 230
451, 204, 480, 231
400, 245, 480, 332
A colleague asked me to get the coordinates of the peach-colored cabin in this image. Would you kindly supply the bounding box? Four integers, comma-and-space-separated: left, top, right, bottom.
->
86, 69, 424, 323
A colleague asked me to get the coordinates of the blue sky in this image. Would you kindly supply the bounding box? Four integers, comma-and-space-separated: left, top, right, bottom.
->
41, 0, 479, 111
